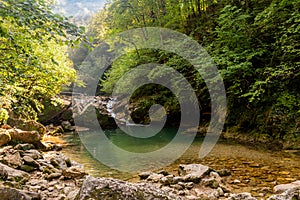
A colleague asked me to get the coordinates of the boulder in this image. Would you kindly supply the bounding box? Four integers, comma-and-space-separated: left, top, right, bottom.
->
76, 175, 184, 200
0, 186, 41, 200
0, 162, 29, 182
8, 128, 41, 144
273, 180, 300, 193
179, 164, 212, 183
7, 118, 46, 136
268, 186, 300, 200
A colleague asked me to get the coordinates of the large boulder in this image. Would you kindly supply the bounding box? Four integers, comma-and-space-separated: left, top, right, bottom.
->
273, 180, 300, 193
76, 175, 183, 200
268, 187, 300, 200
0, 162, 29, 182
268, 181, 300, 200
8, 128, 41, 144
0, 187, 41, 200
7, 118, 46, 136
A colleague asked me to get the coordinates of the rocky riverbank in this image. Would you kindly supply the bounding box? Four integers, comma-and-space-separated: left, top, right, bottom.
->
0, 139, 299, 200
0, 119, 299, 200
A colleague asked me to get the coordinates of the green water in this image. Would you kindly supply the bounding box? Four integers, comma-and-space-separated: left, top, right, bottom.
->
60, 128, 300, 198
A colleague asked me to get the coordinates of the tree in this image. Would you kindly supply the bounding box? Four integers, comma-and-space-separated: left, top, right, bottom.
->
0, 0, 85, 121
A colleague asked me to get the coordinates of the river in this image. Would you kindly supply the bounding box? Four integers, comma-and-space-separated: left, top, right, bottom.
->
55, 128, 300, 199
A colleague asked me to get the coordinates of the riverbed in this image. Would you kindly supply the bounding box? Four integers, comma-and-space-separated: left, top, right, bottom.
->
57, 129, 300, 199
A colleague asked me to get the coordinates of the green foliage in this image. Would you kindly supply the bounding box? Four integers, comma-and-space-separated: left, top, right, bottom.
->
0, 0, 85, 120
79, 0, 299, 142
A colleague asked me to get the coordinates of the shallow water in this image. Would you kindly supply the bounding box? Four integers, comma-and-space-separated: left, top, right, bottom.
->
59, 128, 300, 198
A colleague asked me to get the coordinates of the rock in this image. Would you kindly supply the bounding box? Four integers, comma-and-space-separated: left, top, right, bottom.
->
43, 152, 71, 169
268, 186, 300, 200
66, 188, 80, 200
8, 128, 41, 144
47, 172, 62, 180
0, 130, 11, 146
0, 165, 8, 180
160, 176, 170, 186
23, 155, 40, 168
179, 164, 212, 183
157, 169, 169, 176
138, 171, 152, 180
7, 118, 46, 136
20, 165, 35, 172
273, 180, 300, 193
217, 168, 231, 177
22, 149, 43, 160
76, 175, 184, 200
147, 173, 164, 183
2, 150, 22, 168
62, 166, 86, 179
61, 121, 74, 132
228, 192, 257, 200
0, 162, 29, 182
14, 143, 35, 151
202, 178, 220, 189
0, 186, 41, 200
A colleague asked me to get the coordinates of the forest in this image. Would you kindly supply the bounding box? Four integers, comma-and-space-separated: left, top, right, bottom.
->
1, 0, 299, 147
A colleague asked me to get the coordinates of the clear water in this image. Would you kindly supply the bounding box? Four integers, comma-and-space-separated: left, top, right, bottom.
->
59, 128, 300, 197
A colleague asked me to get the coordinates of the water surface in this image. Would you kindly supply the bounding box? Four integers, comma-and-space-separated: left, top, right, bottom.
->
59, 128, 300, 198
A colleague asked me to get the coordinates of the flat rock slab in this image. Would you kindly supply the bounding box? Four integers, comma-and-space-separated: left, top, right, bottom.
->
268, 187, 300, 200
274, 180, 300, 193
76, 175, 184, 200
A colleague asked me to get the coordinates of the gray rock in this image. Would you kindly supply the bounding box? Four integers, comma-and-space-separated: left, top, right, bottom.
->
47, 172, 62, 180
179, 164, 212, 183
76, 175, 184, 200
14, 143, 35, 151
0, 162, 29, 182
0, 186, 41, 200
43, 152, 71, 169
23, 149, 43, 160
2, 150, 23, 168
273, 180, 300, 193
228, 192, 257, 200
268, 186, 300, 200
23, 155, 40, 168
147, 173, 164, 183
